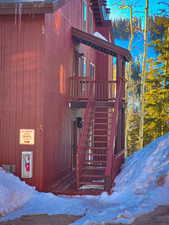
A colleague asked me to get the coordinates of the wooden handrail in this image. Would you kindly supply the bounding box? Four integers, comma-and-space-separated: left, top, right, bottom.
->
69, 76, 117, 101
76, 78, 95, 188
104, 77, 124, 191
104, 55, 125, 191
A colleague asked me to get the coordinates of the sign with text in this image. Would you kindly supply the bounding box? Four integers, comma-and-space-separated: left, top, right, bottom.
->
19, 129, 35, 145
21, 151, 33, 178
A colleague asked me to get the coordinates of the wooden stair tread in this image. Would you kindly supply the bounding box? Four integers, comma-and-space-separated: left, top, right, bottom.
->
86, 153, 106, 157
84, 160, 106, 163
94, 122, 108, 124
82, 166, 105, 170
88, 152, 107, 154
90, 147, 107, 149
94, 134, 108, 136
95, 112, 108, 114
84, 165, 106, 168
94, 128, 107, 130
79, 181, 104, 185
81, 174, 104, 178
76, 94, 121, 192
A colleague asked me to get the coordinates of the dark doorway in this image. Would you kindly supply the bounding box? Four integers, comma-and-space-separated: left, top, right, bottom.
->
71, 120, 77, 169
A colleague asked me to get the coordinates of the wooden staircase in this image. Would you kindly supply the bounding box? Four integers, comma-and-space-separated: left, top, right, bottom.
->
75, 57, 126, 193
77, 104, 119, 191
78, 106, 109, 190
76, 82, 124, 192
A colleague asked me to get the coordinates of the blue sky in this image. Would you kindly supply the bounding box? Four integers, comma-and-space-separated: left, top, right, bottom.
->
106, 0, 169, 59
107, 0, 169, 20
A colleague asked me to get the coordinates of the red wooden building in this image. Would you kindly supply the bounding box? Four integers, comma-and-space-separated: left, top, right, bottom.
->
0, 0, 131, 194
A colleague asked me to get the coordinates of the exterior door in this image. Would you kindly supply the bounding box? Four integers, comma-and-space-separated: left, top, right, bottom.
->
73, 50, 80, 76
90, 63, 95, 79
71, 120, 77, 169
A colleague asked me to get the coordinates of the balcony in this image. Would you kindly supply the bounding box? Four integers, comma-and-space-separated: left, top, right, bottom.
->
69, 76, 117, 108
90, 0, 110, 24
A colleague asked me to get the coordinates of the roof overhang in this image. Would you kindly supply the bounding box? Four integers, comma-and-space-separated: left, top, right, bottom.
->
0, 0, 70, 15
72, 27, 131, 62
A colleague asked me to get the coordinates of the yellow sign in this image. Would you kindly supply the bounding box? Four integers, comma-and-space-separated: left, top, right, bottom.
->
19, 129, 35, 145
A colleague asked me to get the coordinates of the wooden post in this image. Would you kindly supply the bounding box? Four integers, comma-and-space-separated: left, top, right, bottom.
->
121, 60, 126, 153
105, 55, 123, 192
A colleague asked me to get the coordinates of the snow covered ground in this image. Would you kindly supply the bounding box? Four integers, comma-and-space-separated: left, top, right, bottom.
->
0, 133, 169, 225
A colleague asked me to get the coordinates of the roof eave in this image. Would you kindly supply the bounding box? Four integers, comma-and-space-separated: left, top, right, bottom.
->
0, 0, 71, 15
0, 2, 53, 15
72, 27, 132, 62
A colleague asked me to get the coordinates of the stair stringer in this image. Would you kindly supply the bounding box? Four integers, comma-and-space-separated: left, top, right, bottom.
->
76, 100, 96, 189
104, 77, 124, 192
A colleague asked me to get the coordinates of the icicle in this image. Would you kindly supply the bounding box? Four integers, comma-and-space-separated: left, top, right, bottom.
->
14, 3, 18, 25
18, 3, 23, 31
42, 25, 45, 35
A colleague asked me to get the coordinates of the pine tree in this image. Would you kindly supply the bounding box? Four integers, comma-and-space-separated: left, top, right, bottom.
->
144, 17, 169, 145
112, 18, 130, 39
112, 17, 141, 40
127, 112, 140, 155
126, 60, 141, 156
149, 16, 166, 41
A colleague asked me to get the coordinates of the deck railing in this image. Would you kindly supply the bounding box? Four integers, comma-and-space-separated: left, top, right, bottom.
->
69, 76, 117, 101
104, 55, 126, 191
76, 79, 95, 188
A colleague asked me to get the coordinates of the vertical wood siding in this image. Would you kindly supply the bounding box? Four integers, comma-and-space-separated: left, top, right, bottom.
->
0, 0, 114, 191
0, 15, 45, 190
42, 0, 97, 189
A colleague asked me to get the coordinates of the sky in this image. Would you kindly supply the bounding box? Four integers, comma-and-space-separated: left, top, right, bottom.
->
107, 0, 169, 20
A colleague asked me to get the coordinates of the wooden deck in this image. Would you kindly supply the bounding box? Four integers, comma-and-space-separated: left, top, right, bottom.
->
47, 172, 106, 195
49, 184, 105, 196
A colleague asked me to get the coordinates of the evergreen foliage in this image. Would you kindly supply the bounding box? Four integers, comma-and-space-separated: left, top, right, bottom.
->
131, 59, 141, 98
144, 17, 169, 145
112, 14, 169, 153
112, 18, 130, 39
112, 17, 142, 39
126, 60, 141, 156
127, 112, 140, 155
127, 60, 141, 112
149, 16, 166, 41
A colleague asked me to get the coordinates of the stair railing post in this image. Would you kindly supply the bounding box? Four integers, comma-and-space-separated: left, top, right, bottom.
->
76, 77, 95, 189
105, 55, 123, 192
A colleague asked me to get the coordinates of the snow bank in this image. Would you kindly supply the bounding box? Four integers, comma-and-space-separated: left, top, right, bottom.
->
0, 133, 169, 225
72, 132, 169, 224
96, 132, 169, 224
0, 168, 35, 216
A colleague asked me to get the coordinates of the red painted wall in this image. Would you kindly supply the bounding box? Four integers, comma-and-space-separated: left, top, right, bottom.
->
42, 0, 97, 189
95, 25, 113, 81
0, 15, 45, 189
0, 0, 114, 191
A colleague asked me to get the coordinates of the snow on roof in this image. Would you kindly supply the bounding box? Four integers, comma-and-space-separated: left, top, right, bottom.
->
93, 32, 108, 42
0, 133, 169, 224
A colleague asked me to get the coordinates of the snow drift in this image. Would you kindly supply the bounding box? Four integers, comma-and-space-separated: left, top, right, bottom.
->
0, 133, 169, 225
94, 132, 169, 224
0, 168, 35, 216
